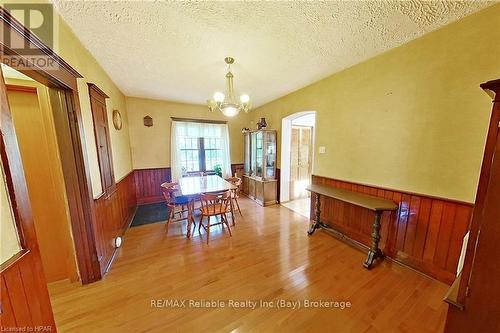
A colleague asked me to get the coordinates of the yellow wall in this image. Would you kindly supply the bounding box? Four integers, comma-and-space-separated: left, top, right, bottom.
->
0, 158, 21, 264
250, 5, 500, 203
6, 79, 78, 282
126, 97, 250, 169
1, 0, 133, 197
55, 19, 133, 196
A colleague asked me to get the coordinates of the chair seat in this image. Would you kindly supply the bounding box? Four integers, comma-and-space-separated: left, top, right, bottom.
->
201, 204, 229, 215
174, 196, 190, 205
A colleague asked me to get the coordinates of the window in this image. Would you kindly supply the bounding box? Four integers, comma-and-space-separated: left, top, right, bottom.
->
203, 137, 224, 171
178, 137, 224, 173
179, 137, 201, 172
171, 120, 231, 180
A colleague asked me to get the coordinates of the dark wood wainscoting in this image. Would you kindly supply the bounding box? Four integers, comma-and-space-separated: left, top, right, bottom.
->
93, 171, 137, 274
231, 163, 244, 178
0, 250, 56, 330
134, 168, 172, 204
311, 175, 473, 284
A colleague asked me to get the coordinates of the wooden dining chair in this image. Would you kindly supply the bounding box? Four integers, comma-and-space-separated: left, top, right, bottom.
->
160, 182, 188, 217
198, 190, 232, 244
160, 182, 192, 235
226, 176, 243, 218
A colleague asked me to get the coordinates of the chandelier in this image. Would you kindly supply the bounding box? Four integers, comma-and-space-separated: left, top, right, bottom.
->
207, 57, 251, 117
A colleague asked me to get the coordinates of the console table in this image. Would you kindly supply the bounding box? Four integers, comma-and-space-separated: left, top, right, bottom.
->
306, 184, 398, 269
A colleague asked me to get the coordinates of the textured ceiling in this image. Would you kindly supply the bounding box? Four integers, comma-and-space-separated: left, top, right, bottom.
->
52, 1, 494, 107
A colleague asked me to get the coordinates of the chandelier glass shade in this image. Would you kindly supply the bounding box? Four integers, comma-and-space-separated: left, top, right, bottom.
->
207, 57, 251, 117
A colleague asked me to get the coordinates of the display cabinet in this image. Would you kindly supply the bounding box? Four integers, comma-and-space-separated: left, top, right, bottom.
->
242, 129, 277, 206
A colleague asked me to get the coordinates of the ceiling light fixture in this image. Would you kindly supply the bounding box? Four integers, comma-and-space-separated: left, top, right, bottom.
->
208, 57, 251, 117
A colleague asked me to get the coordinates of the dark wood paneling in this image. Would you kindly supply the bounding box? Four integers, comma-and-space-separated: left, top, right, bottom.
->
1, 251, 56, 331
94, 172, 137, 274
311, 175, 473, 284
0, 251, 56, 331
134, 168, 171, 205
231, 163, 244, 178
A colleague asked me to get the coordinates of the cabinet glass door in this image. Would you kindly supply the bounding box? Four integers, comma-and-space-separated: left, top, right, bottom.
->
265, 131, 276, 179
255, 131, 263, 178
244, 132, 251, 175
250, 132, 256, 176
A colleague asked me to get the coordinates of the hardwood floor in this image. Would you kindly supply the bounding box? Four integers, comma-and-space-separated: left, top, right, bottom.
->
48, 197, 448, 333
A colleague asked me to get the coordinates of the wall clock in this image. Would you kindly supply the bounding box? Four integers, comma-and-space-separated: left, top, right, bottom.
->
112, 110, 122, 130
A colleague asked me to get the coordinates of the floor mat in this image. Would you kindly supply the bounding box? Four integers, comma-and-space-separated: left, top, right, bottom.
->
130, 202, 169, 227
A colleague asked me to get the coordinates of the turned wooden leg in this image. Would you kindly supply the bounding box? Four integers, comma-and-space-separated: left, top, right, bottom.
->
206, 216, 210, 244
308, 193, 321, 235
186, 201, 193, 238
363, 211, 384, 269
234, 197, 242, 216
230, 199, 235, 226
166, 206, 174, 235
223, 213, 232, 237
190, 203, 196, 232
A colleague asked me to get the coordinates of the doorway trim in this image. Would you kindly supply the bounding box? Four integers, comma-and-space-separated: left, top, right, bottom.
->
280, 111, 316, 203
1, 8, 102, 284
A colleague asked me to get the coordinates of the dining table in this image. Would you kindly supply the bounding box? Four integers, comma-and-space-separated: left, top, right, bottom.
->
178, 175, 237, 238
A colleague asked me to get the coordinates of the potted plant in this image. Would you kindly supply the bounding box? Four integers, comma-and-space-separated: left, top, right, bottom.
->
214, 164, 223, 177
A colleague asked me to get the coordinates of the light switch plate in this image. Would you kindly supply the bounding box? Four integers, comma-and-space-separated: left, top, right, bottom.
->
319, 146, 326, 154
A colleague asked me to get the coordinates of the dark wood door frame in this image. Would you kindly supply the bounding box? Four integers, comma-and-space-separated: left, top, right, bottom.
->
444, 78, 500, 331
1, 8, 102, 284
455, 79, 500, 304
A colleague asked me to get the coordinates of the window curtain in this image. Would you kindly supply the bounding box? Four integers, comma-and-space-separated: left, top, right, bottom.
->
171, 121, 232, 181
171, 121, 182, 181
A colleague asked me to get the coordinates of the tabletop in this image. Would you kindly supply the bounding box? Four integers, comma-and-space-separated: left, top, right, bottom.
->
306, 184, 398, 211
179, 175, 236, 196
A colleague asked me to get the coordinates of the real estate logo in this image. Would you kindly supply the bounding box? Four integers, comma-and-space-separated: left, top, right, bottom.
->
1, 2, 59, 70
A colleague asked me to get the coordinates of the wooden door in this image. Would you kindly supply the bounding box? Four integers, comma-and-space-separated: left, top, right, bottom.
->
0, 64, 56, 331
290, 126, 313, 200
89, 84, 114, 194
6, 85, 78, 283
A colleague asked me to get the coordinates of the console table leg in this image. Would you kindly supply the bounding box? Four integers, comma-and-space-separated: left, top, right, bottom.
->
308, 193, 321, 235
364, 211, 383, 269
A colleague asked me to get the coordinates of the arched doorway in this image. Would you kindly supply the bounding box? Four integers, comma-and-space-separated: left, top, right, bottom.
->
280, 111, 316, 217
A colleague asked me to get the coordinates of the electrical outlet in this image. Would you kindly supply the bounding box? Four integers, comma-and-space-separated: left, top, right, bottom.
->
319, 146, 326, 154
